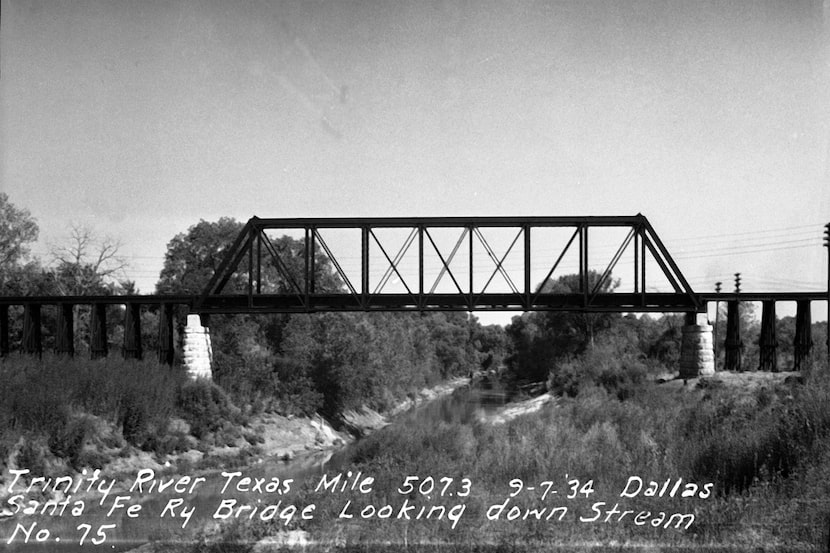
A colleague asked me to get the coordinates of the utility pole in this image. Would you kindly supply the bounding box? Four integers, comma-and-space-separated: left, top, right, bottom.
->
714, 281, 722, 370
725, 273, 743, 372
825, 223, 829, 372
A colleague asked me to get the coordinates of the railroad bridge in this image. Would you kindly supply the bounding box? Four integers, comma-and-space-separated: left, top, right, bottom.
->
1, 215, 827, 378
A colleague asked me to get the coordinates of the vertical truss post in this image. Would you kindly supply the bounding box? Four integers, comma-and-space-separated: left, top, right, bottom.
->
468, 225, 474, 308
639, 227, 646, 307
247, 226, 254, 308
0, 304, 8, 357
256, 230, 262, 295
304, 227, 311, 306
725, 300, 743, 372
758, 300, 777, 372
633, 230, 640, 295
362, 226, 369, 306
158, 303, 175, 366
418, 225, 424, 309
579, 225, 588, 307
123, 302, 143, 360
794, 300, 812, 371
91, 303, 108, 359
56, 303, 75, 357
309, 227, 316, 296
22, 303, 42, 357
524, 225, 531, 309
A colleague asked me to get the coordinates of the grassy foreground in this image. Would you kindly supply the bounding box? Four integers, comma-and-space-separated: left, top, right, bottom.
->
200, 370, 830, 552
0, 354, 258, 476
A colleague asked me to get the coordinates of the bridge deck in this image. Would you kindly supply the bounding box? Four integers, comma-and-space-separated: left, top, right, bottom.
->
0, 292, 824, 311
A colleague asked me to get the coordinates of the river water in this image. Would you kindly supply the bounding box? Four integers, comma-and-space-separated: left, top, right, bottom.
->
2, 379, 511, 552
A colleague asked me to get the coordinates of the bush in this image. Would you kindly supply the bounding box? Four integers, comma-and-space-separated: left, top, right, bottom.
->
676, 373, 830, 495
176, 378, 240, 439
547, 340, 649, 400
212, 350, 281, 411
274, 356, 324, 416
48, 412, 97, 469
0, 355, 185, 458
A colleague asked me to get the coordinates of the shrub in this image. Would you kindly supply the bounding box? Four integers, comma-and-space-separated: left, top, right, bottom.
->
213, 350, 281, 411
0, 355, 185, 458
15, 434, 50, 477
274, 357, 323, 416
547, 340, 649, 400
48, 413, 97, 469
176, 378, 240, 439
676, 373, 830, 495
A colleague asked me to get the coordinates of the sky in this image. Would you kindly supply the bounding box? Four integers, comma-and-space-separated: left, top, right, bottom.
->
1, 0, 829, 324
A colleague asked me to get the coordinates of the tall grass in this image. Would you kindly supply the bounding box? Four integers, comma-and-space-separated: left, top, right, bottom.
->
209, 372, 830, 550
0, 354, 249, 472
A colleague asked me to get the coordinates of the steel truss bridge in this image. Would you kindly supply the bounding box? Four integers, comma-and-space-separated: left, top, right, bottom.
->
195, 215, 700, 314
1, 215, 827, 372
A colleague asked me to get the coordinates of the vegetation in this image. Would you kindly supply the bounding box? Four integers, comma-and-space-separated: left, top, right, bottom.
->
197, 366, 830, 551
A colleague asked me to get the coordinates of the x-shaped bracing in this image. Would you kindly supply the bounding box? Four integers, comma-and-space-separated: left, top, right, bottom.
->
196, 215, 700, 314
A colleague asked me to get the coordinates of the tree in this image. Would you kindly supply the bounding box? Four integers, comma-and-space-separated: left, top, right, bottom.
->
50, 224, 127, 296
505, 270, 622, 382
0, 193, 39, 269
0, 194, 43, 295
157, 217, 343, 297
536, 271, 621, 349
157, 218, 246, 296
156, 218, 344, 405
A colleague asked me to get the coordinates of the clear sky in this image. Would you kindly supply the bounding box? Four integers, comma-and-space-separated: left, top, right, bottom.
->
1, 0, 828, 323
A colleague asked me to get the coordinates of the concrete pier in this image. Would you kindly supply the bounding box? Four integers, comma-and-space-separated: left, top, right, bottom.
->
183, 313, 212, 379
679, 313, 715, 378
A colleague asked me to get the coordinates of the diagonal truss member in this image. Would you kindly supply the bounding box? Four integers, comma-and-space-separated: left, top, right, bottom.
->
195, 215, 700, 314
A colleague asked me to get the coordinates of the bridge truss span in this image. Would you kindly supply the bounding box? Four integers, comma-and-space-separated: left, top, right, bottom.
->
195, 215, 701, 314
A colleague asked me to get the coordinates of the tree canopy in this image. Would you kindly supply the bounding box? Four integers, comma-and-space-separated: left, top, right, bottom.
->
0, 193, 38, 269
156, 218, 342, 296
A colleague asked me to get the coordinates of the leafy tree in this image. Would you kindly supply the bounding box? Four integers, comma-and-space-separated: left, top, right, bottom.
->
157, 218, 345, 408
536, 271, 621, 349
279, 311, 482, 415
156, 217, 341, 296
505, 271, 621, 382
644, 314, 684, 367
0, 193, 38, 269
0, 196, 58, 351
471, 320, 511, 371
157, 218, 247, 296
0, 194, 47, 297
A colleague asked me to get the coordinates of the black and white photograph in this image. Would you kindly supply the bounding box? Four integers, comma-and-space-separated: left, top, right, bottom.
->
1, 0, 830, 551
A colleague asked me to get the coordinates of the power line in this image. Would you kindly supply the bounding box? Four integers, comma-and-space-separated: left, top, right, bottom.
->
674, 243, 821, 261
665, 223, 825, 243
672, 237, 822, 256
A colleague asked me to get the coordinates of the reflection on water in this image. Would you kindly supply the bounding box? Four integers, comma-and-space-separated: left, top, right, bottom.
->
1, 381, 510, 552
